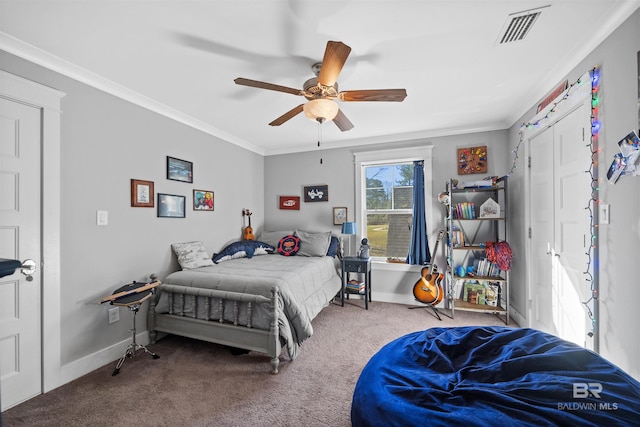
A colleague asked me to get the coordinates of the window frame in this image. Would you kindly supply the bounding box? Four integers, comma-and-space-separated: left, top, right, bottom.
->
354, 146, 434, 264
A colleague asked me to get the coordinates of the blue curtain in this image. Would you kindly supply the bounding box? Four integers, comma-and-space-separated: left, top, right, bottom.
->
407, 160, 430, 264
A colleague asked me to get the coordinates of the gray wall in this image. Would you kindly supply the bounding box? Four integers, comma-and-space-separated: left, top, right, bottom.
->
264, 131, 510, 304
0, 52, 265, 365
507, 10, 640, 379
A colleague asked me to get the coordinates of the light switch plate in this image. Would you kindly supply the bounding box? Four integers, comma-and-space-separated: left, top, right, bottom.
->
599, 204, 610, 225
97, 210, 108, 226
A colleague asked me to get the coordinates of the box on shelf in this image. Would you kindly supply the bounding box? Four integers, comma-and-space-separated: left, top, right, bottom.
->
484, 282, 500, 306
463, 282, 486, 305
479, 197, 500, 218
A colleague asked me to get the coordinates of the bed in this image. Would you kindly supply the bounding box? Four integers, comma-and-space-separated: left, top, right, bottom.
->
147, 234, 342, 374
351, 326, 640, 426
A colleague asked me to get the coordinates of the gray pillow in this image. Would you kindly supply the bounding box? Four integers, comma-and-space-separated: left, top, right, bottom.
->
171, 241, 214, 270
258, 230, 293, 248
295, 230, 331, 257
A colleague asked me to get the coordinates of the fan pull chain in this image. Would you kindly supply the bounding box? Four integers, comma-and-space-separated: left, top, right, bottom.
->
317, 120, 323, 164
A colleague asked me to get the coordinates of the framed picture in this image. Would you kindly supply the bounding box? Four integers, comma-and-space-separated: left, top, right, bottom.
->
167, 156, 193, 183
130, 179, 154, 207
457, 146, 488, 175
157, 193, 186, 218
303, 184, 328, 202
193, 190, 214, 211
279, 195, 300, 210
333, 207, 347, 225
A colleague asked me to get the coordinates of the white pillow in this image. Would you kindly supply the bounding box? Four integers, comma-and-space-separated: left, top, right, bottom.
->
171, 241, 214, 270
295, 230, 331, 257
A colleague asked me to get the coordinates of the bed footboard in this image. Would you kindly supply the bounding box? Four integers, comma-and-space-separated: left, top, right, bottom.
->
148, 284, 281, 374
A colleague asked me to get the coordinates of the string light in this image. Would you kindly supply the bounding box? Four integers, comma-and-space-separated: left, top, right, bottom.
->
508, 66, 601, 341
582, 66, 600, 338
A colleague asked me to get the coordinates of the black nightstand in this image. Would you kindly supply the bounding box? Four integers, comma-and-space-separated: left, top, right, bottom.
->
341, 257, 372, 309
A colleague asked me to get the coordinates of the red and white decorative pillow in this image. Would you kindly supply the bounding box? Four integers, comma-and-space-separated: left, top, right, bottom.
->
277, 235, 300, 256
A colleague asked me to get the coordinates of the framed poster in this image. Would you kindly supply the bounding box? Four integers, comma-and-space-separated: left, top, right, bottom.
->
130, 179, 154, 207
279, 196, 300, 210
167, 156, 193, 183
457, 146, 488, 175
193, 190, 214, 211
303, 184, 328, 202
333, 207, 347, 225
157, 193, 186, 218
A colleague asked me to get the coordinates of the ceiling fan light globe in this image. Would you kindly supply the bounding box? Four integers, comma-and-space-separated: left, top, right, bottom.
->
303, 99, 339, 121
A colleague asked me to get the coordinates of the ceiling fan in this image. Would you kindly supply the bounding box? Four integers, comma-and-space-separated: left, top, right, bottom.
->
234, 41, 407, 132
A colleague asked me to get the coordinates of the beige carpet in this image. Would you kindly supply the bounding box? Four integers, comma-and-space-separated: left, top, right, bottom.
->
2, 300, 514, 427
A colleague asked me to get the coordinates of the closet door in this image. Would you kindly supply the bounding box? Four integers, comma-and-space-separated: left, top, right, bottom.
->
529, 102, 592, 347
529, 126, 555, 334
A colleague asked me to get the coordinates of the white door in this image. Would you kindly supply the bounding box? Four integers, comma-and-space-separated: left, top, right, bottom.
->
529, 103, 592, 347
529, 126, 556, 334
552, 104, 592, 347
0, 97, 42, 410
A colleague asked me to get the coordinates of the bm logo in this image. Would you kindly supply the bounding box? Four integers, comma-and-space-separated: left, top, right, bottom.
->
573, 382, 602, 398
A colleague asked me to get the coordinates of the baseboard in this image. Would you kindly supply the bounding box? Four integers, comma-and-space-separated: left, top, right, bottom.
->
371, 291, 445, 308
56, 331, 150, 389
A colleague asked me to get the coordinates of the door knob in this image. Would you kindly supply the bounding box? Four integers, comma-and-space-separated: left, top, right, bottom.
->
21, 259, 36, 282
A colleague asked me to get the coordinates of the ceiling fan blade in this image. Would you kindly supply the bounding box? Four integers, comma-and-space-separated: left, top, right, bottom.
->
317, 41, 352, 87
234, 78, 303, 96
333, 109, 354, 132
269, 104, 305, 126
339, 89, 407, 102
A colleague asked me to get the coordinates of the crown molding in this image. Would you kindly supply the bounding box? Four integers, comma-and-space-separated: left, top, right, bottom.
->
0, 32, 265, 156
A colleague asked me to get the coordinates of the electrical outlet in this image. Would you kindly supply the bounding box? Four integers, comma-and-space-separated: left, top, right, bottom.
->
108, 307, 119, 324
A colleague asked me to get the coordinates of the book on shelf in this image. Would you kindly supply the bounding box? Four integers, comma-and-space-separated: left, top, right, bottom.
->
453, 202, 476, 219
346, 280, 365, 294
451, 228, 465, 247
473, 258, 501, 277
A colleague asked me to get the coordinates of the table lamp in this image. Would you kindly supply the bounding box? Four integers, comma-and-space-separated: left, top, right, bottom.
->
341, 222, 358, 257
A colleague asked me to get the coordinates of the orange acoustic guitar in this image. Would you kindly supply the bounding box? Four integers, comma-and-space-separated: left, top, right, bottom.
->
242, 209, 255, 241
412, 230, 445, 306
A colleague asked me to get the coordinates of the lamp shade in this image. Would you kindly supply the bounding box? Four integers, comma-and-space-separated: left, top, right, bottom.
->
303, 99, 339, 121
341, 222, 357, 235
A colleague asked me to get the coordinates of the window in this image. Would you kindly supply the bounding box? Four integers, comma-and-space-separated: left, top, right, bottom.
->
364, 162, 414, 258
355, 146, 434, 263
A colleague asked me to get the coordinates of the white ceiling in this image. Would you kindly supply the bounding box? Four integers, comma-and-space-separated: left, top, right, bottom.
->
1, 0, 639, 155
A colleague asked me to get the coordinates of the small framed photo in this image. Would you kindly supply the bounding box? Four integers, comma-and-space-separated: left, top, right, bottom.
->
167, 156, 193, 183
193, 190, 214, 211
130, 179, 154, 207
279, 196, 300, 210
304, 184, 328, 202
333, 207, 347, 225
157, 193, 186, 218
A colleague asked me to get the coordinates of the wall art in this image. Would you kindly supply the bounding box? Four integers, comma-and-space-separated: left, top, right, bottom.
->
333, 207, 347, 225
157, 193, 186, 218
167, 156, 193, 183
303, 184, 328, 202
130, 179, 154, 207
457, 146, 488, 175
193, 190, 214, 211
279, 196, 300, 210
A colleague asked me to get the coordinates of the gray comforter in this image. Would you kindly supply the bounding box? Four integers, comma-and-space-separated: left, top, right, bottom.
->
156, 254, 342, 358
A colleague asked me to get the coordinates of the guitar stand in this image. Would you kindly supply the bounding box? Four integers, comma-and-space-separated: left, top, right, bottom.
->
408, 303, 443, 321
